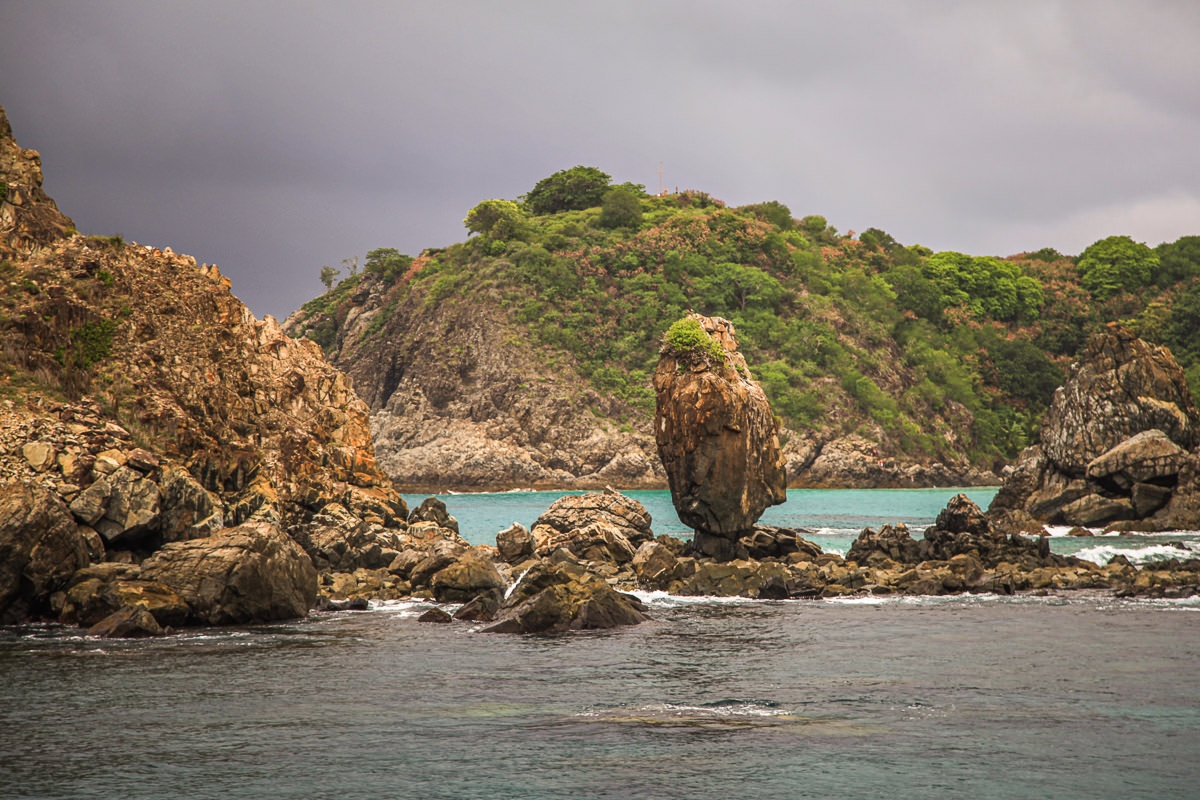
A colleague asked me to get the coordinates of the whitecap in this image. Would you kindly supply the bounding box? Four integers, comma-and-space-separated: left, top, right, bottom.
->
1074, 540, 1199, 566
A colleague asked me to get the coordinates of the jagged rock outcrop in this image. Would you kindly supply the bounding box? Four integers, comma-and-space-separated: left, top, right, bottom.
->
529, 488, 654, 563
0, 106, 75, 259
0, 108, 454, 628
990, 326, 1200, 530
482, 560, 650, 633
653, 314, 786, 538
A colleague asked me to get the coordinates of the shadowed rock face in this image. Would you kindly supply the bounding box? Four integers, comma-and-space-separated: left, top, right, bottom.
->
653, 314, 786, 537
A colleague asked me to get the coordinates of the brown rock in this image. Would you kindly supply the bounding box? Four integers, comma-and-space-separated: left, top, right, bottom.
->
653, 314, 786, 537
631, 540, 680, 589
409, 497, 458, 534
0, 481, 89, 622
846, 523, 921, 566
417, 607, 454, 623
139, 521, 317, 625
496, 523, 535, 563
1086, 430, 1185, 492
483, 560, 649, 633
530, 488, 653, 564
87, 605, 164, 638
430, 549, 506, 602
21, 442, 55, 472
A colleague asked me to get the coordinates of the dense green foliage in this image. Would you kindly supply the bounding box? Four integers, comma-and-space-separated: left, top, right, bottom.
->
523, 166, 612, 214
663, 318, 726, 365
1077, 235, 1158, 299
299, 166, 1200, 465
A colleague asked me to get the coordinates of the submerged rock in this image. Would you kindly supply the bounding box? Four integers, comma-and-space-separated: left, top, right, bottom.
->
653, 314, 786, 539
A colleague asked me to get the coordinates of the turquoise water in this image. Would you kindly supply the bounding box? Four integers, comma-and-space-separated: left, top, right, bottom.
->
406, 488, 1200, 564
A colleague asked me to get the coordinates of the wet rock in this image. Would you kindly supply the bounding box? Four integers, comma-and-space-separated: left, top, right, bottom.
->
483, 560, 649, 633
430, 549, 506, 602
86, 605, 164, 638
631, 540, 681, 590
60, 568, 190, 628
653, 314, 786, 537
495, 523, 534, 563
453, 592, 501, 622
139, 521, 317, 625
407, 540, 469, 588
417, 607, 453, 623
0, 481, 89, 623
846, 523, 922, 566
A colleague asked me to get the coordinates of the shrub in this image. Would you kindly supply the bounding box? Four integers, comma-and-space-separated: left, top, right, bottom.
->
523, 166, 611, 215
662, 318, 726, 366
1077, 235, 1158, 299
598, 187, 643, 229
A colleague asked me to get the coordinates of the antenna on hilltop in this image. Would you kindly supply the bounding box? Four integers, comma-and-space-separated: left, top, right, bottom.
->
658, 161, 665, 196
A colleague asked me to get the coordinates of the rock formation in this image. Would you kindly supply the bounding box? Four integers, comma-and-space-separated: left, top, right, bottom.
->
529, 488, 654, 564
653, 314, 787, 547
0, 106, 457, 630
990, 325, 1200, 530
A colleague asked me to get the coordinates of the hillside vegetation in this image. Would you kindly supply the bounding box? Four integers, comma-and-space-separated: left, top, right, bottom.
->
287, 166, 1200, 486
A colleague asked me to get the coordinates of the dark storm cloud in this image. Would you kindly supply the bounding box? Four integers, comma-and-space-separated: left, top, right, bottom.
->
1, 1, 1197, 319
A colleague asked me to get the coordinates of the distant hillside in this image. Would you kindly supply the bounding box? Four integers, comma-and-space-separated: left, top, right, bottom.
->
283, 166, 1200, 490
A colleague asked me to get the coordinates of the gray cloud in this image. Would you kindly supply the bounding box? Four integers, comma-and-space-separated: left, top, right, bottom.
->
2, 0, 1197, 319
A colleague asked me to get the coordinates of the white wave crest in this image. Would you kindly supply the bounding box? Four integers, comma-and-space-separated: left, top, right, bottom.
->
1074, 540, 1199, 566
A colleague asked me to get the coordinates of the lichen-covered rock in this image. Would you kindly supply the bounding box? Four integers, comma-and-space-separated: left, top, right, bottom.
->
845, 523, 922, 566
139, 522, 317, 625
530, 488, 653, 563
653, 314, 786, 538
0, 481, 89, 623
86, 605, 165, 638
409, 497, 457, 534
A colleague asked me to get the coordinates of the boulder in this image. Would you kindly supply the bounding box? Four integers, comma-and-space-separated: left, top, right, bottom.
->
530, 488, 653, 564
430, 548, 506, 602
1086, 429, 1185, 492
631, 540, 681, 589
409, 497, 458, 534
0, 482, 89, 622
417, 607, 454, 624
87, 605, 165, 638
483, 561, 649, 633
95, 466, 162, 547
495, 523, 534, 563
60, 568, 190, 628
653, 314, 786, 538
139, 521, 317, 624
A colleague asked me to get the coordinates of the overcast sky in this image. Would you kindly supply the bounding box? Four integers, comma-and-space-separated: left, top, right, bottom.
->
3, 1, 1198, 320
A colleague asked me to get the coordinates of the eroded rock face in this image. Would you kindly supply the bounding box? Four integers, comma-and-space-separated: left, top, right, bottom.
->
653, 315, 786, 538
0, 106, 76, 259
990, 326, 1200, 530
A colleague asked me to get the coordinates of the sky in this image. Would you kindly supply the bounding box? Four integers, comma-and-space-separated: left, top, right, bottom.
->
2, 1, 1198, 321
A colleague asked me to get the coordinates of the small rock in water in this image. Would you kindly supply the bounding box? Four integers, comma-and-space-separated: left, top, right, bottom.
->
417, 607, 454, 624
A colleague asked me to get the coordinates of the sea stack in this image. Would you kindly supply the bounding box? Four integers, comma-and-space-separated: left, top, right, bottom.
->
653, 314, 787, 550
990, 324, 1200, 530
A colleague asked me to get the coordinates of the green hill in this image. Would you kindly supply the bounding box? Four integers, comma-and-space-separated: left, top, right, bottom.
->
283, 166, 1200, 490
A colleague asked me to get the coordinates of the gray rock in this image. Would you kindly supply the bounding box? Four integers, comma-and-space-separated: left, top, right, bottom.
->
159, 465, 224, 541
97, 466, 161, 547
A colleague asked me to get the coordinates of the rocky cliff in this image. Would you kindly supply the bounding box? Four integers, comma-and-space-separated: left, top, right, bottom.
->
283, 271, 665, 490
0, 107, 439, 629
990, 325, 1200, 530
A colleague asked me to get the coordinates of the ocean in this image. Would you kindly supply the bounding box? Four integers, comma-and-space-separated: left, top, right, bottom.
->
3, 488, 1198, 799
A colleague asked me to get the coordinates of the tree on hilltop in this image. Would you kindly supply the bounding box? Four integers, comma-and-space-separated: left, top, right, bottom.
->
1077, 235, 1158, 299
523, 166, 612, 214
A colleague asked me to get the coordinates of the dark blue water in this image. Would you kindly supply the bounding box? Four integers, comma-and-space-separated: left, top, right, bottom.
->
3, 594, 1198, 799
